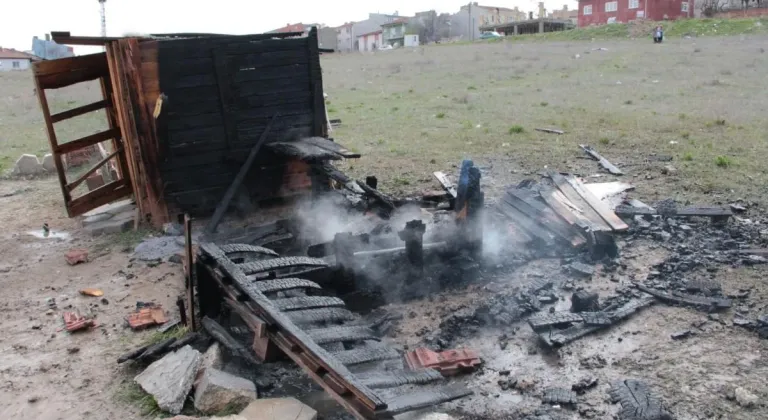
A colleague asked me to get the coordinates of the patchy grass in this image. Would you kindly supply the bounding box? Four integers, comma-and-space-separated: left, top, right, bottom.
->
508, 125, 525, 134
715, 155, 733, 168
515, 18, 768, 41
115, 382, 161, 417
144, 325, 189, 346
322, 34, 768, 201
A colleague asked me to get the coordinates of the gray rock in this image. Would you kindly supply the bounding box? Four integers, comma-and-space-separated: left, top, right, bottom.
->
83, 199, 136, 217
735, 387, 758, 407
134, 236, 183, 261
14, 154, 43, 175
194, 368, 257, 414
41, 154, 56, 172
164, 222, 184, 236
239, 398, 317, 420
200, 342, 223, 373
84, 210, 134, 236
135, 345, 201, 414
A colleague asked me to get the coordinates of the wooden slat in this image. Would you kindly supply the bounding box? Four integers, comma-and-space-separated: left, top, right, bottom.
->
33, 52, 107, 77
99, 76, 130, 183
213, 49, 236, 149
505, 188, 586, 247
51, 100, 108, 123
68, 180, 131, 217
56, 127, 120, 155
33, 74, 71, 205
580, 144, 623, 175
564, 176, 629, 231
301, 137, 360, 159
308, 27, 325, 137
50, 32, 124, 46
66, 147, 122, 192
547, 171, 613, 232
200, 243, 386, 411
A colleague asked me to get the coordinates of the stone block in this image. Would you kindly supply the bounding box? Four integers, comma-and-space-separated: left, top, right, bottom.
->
14, 154, 43, 175
83, 198, 136, 217
135, 345, 201, 415
41, 153, 57, 172
84, 209, 134, 236
239, 398, 317, 420
194, 368, 257, 414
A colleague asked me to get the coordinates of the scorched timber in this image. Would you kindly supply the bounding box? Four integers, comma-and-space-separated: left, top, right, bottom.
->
238, 256, 328, 275
219, 243, 279, 257
198, 242, 472, 419
252, 278, 322, 294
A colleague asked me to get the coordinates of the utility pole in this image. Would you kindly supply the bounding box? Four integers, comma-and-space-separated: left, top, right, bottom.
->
468, 2, 473, 41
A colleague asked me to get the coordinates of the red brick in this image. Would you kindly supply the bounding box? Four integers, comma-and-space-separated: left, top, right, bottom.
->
404, 347, 482, 376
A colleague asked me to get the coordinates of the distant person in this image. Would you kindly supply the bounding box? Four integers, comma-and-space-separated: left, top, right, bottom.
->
653, 25, 664, 43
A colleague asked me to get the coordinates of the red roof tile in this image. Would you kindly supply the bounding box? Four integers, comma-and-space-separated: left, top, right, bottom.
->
0, 48, 35, 60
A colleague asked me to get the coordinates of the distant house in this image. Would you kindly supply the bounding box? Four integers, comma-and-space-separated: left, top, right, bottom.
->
32, 35, 74, 60
549, 5, 579, 24
352, 13, 400, 51
0, 48, 39, 71
453, 3, 528, 41
382, 18, 409, 46
268, 23, 320, 34
335, 22, 356, 52
357, 30, 383, 51
578, 0, 693, 26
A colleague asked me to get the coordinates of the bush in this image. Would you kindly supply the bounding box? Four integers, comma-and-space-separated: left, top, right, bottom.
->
509, 125, 525, 134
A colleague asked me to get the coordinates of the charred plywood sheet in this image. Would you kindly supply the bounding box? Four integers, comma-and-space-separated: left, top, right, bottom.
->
153, 30, 328, 216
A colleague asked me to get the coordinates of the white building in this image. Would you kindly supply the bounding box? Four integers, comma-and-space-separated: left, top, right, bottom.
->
0, 48, 36, 71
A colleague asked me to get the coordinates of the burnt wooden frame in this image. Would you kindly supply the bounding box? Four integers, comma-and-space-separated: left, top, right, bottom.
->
198, 242, 387, 419
33, 53, 133, 217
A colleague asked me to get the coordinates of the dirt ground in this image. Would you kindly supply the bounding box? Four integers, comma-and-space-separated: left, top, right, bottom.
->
0, 179, 181, 420
1, 34, 767, 420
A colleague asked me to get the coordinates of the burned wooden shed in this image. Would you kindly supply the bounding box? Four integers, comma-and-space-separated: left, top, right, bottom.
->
34, 28, 355, 227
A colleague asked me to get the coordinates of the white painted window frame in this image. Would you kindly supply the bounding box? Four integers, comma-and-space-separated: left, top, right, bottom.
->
583, 5, 593, 15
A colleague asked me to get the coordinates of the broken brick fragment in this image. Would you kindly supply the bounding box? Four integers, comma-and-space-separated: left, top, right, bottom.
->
64, 249, 89, 266
127, 305, 168, 330
404, 347, 481, 376
62, 311, 95, 332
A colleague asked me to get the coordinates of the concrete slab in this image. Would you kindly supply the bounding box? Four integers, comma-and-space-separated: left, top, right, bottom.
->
83, 209, 134, 236
14, 154, 43, 175
194, 368, 257, 414
135, 345, 201, 415
41, 154, 56, 172
239, 398, 317, 420
83, 198, 135, 217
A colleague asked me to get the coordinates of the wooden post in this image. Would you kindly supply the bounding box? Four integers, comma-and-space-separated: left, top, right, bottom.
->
184, 214, 197, 332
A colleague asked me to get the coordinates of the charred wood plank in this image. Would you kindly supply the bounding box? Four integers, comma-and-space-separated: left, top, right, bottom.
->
636, 284, 731, 310
219, 243, 279, 257
382, 386, 474, 416
580, 144, 623, 175
535, 127, 565, 135
117, 344, 150, 364
286, 307, 357, 325
528, 312, 584, 329
433, 171, 458, 198
271, 296, 346, 312
238, 256, 328, 275
306, 326, 380, 344
579, 311, 613, 326
358, 369, 444, 389
357, 181, 396, 214
496, 198, 557, 245
546, 171, 613, 232
205, 113, 278, 235
137, 337, 177, 360
253, 278, 322, 294
564, 175, 628, 232
333, 345, 401, 366
201, 316, 258, 364
609, 379, 672, 420
542, 387, 578, 405
539, 298, 654, 347
267, 140, 342, 161
506, 188, 586, 247
200, 243, 386, 410
301, 137, 360, 159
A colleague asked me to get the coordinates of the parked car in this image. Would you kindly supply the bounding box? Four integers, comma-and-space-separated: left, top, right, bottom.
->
479, 31, 502, 40
378, 44, 394, 50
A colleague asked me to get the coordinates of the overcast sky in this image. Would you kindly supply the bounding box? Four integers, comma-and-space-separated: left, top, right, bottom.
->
2, 0, 577, 53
